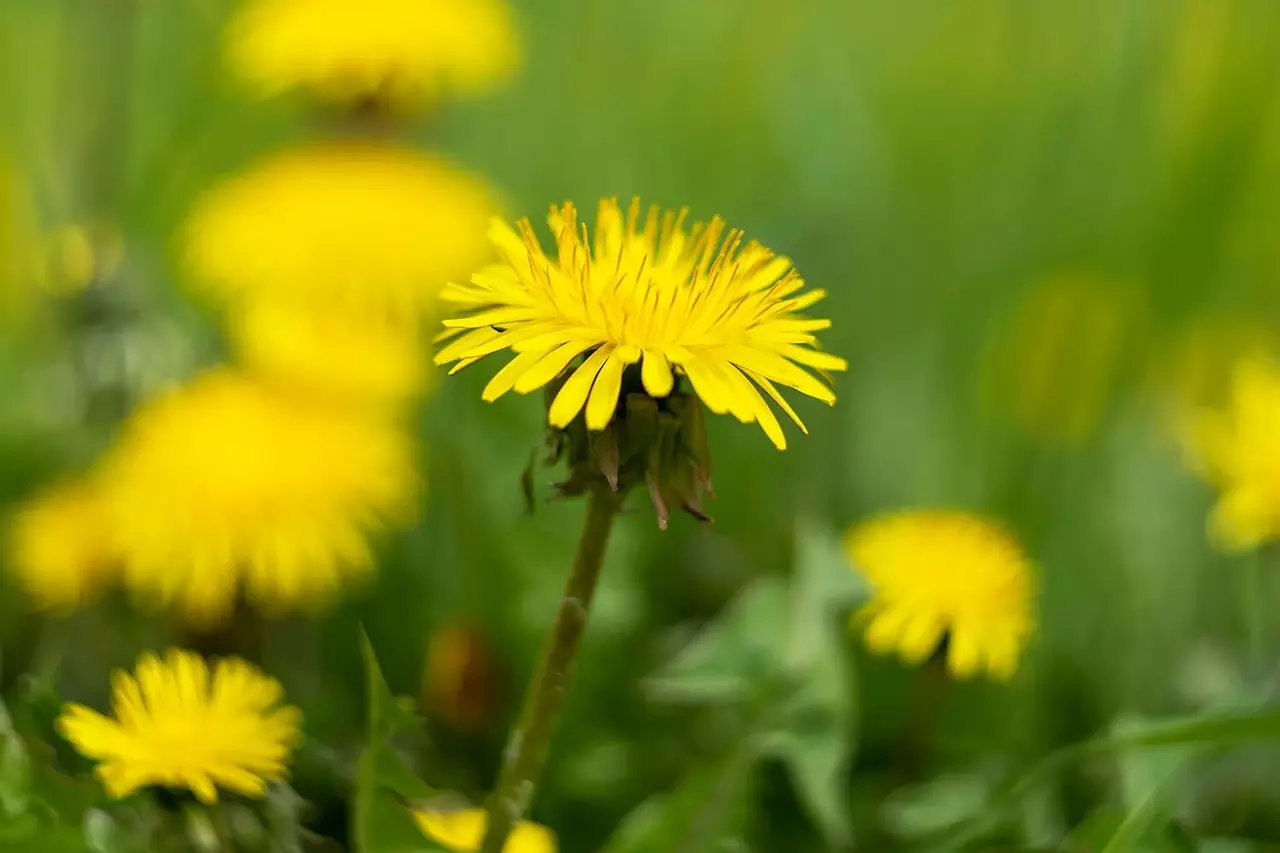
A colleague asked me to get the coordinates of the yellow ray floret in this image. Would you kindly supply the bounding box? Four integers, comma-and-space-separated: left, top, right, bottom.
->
413, 807, 556, 853
186, 144, 498, 319
226, 0, 519, 106
435, 198, 846, 450
57, 649, 301, 803
846, 510, 1036, 681
1184, 356, 1280, 551
99, 369, 418, 625
6, 478, 114, 611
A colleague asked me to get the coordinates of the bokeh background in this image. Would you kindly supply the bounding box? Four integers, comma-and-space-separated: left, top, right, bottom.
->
4, 1, 1280, 851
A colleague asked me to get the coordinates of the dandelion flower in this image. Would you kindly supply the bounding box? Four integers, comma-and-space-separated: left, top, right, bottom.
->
846, 510, 1035, 680
436, 198, 845, 450
6, 479, 113, 611
57, 649, 300, 803
1184, 356, 1280, 551
186, 145, 498, 319
100, 369, 418, 624
413, 807, 556, 853
231, 300, 429, 407
227, 0, 519, 107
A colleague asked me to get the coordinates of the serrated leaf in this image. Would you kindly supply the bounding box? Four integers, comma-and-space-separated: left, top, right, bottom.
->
359, 628, 423, 741
599, 747, 756, 853
789, 519, 868, 672
762, 624, 856, 849
882, 773, 991, 840
644, 577, 790, 705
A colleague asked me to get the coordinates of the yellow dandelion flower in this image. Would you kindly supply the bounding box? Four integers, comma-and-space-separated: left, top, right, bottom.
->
57, 649, 300, 803
1184, 356, 1280, 552
185, 144, 498, 319
413, 807, 556, 853
846, 511, 1035, 681
231, 300, 430, 407
100, 368, 418, 625
6, 479, 114, 611
435, 198, 845, 450
227, 0, 519, 107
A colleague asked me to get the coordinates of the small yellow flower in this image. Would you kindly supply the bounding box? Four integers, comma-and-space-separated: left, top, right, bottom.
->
1184, 356, 1280, 551
185, 144, 498, 320
57, 649, 301, 803
413, 807, 556, 853
846, 511, 1035, 681
436, 198, 845, 449
100, 368, 418, 624
231, 300, 430, 407
226, 0, 519, 107
6, 479, 114, 611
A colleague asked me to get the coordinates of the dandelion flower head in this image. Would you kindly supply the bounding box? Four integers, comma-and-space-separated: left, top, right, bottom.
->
186, 145, 498, 319
846, 510, 1035, 680
100, 369, 418, 625
6, 479, 114, 611
58, 649, 300, 803
1184, 356, 1280, 551
436, 198, 846, 449
231, 300, 429, 407
227, 0, 519, 107
413, 807, 556, 853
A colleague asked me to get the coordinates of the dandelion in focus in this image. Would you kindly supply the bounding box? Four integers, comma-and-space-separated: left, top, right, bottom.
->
6, 479, 113, 611
436, 198, 845, 450
413, 807, 556, 853
231, 301, 429, 407
846, 510, 1035, 681
185, 145, 498, 320
57, 649, 300, 803
227, 0, 520, 108
100, 368, 418, 625
1184, 356, 1280, 551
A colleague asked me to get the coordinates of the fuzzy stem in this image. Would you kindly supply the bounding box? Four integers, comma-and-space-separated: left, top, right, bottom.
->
479, 488, 621, 853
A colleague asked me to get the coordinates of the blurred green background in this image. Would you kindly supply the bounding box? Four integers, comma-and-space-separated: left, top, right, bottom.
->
4, 1, 1280, 851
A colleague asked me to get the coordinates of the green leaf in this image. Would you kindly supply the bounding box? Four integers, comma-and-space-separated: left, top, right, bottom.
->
0, 730, 30, 818
1095, 706, 1280, 751
599, 746, 757, 853
358, 628, 423, 741
882, 773, 991, 840
761, 623, 856, 849
788, 519, 868, 672
644, 577, 790, 705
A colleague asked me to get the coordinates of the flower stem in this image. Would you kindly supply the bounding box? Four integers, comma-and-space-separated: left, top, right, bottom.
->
480, 487, 621, 853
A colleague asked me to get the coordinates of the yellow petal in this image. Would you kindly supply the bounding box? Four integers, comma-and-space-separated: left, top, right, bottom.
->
514, 340, 598, 394
483, 349, 554, 402
641, 349, 674, 397
548, 345, 614, 428
585, 351, 627, 430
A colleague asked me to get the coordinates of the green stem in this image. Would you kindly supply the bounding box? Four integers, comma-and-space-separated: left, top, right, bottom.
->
479, 488, 621, 853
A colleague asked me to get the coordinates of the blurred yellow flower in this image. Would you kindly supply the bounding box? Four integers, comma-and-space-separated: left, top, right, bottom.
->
436, 198, 845, 449
846, 511, 1035, 681
231, 300, 430, 407
6, 479, 114, 611
100, 369, 418, 625
226, 0, 519, 107
185, 144, 498, 320
58, 649, 300, 803
1184, 356, 1280, 552
413, 807, 556, 853
1157, 318, 1277, 414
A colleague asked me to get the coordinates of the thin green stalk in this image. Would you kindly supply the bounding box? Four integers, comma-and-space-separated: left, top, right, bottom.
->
480, 488, 621, 853
1242, 546, 1265, 677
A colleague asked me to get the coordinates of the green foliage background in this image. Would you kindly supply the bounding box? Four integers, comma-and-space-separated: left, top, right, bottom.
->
3, 0, 1280, 851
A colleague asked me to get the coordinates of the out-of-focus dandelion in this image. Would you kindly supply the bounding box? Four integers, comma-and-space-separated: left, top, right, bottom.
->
1157, 318, 1277, 414
983, 273, 1145, 444
185, 144, 497, 320
846, 510, 1036, 681
6, 479, 114, 611
423, 624, 499, 732
99, 368, 418, 625
1184, 356, 1280, 552
57, 649, 300, 803
437, 198, 845, 450
413, 807, 556, 853
231, 300, 429, 407
227, 0, 520, 109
